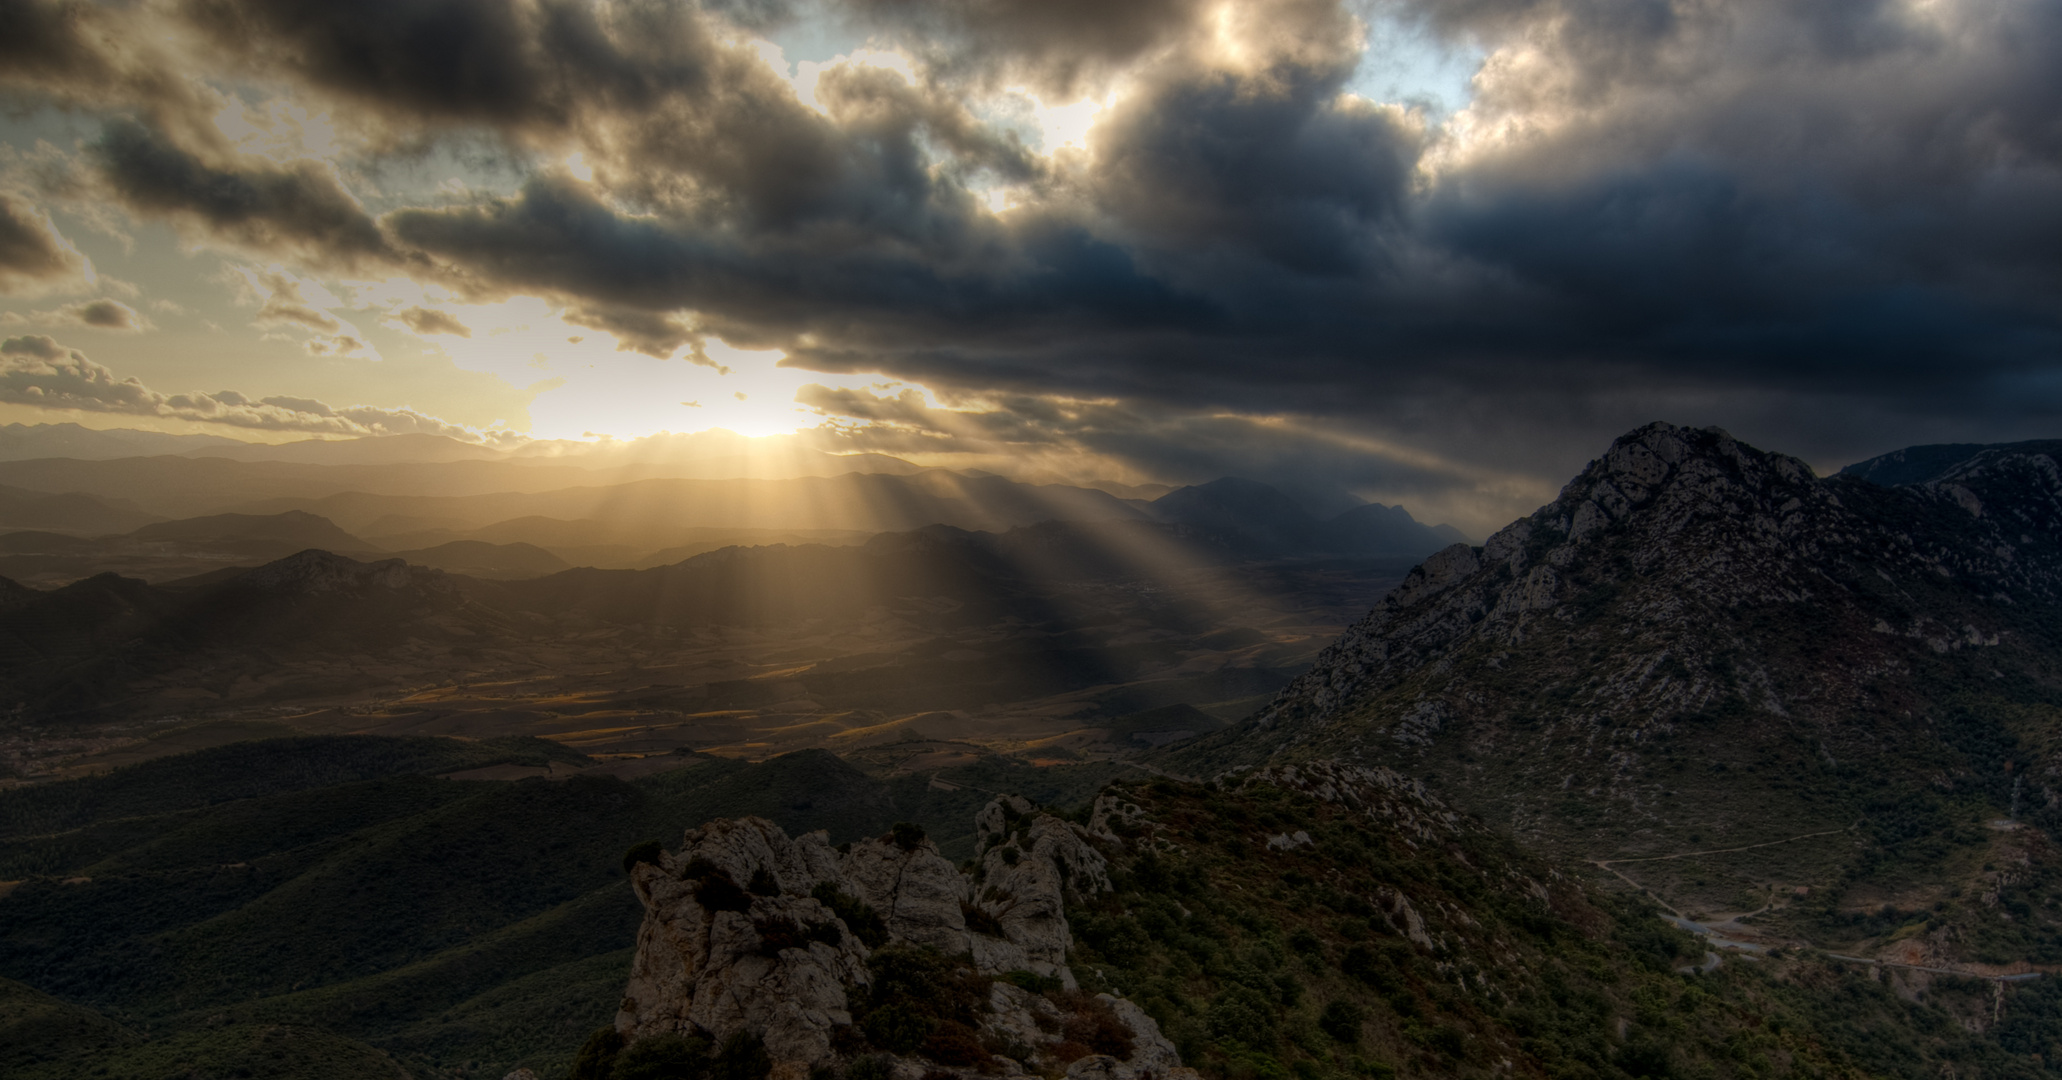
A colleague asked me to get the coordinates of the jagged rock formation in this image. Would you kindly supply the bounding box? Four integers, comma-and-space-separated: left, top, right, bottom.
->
1163, 423, 2062, 952
616, 800, 1189, 1080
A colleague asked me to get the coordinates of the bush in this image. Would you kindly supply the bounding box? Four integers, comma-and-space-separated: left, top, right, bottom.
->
755, 915, 808, 956
612, 1033, 712, 1080
1002, 970, 1062, 994
711, 1031, 773, 1080
891, 822, 927, 851
845, 1056, 894, 1080
1318, 1000, 1365, 1044
683, 859, 752, 913
812, 882, 889, 948
1045, 990, 1133, 1059
1206, 984, 1277, 1049
570, 1026, 624, 1080
863, 1001, 934, 1055
623, 841, 665, 875
922, 1020, 994, 1067
962, 900, 1004, 936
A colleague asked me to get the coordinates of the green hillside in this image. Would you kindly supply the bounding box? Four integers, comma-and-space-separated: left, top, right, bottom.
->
0, 735, 1127, 1078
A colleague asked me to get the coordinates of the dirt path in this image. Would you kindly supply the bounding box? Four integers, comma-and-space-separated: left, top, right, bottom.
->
1594, 823, 1855, 869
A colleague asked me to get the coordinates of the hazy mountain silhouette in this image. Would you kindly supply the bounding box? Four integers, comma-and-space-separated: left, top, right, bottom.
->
380, 540, 571, 579
1147, 476, 1466, 555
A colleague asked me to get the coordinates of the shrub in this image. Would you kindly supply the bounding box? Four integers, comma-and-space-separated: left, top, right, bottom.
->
1002, 970, 1062, 994
891, 822, 927, 851
866, 945, 991, 1028
962, 900, 1004, 937
755, 915, 808, 956
1058, 995, 1135, 1059
1206, 984, 1278, 1049
845, 1057, 894, 1080
811, 882, 888, 948
613, 1033, 712, 1080
682, 859, 752, 913
863, 1001, 934, 1055
623, 841, 665, 875
1050, 1041, 1094, 1063
569, 1026, 624, 1080
922, 1020, 994, 1068
711, 1031, 773, 1080
1318, 1000, 1365, 1044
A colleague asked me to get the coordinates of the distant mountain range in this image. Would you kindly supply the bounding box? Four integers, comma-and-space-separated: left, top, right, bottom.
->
0, 455, 1470, 585
1144, 476, 1468, 555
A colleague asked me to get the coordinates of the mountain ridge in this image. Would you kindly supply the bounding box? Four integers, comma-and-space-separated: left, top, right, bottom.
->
1160, 422, 2062, 969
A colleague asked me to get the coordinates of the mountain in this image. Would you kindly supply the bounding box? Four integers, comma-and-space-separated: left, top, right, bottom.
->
1837, 440, 2062, 487
0, 511, 381, 589
0, 550, 516, 720
1150, 477, 1321, 550
381, 540, 571, 579
128, 509, 376, 554
1147, 477, 1467, 556
1323, 502, 1469, 552
0, 486, 159, 535
0, 423, 247, 462
1166, 422, 2062, 969
179, 432, 508, 465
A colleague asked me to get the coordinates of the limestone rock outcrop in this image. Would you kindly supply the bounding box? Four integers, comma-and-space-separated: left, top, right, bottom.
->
842, 834, 972, 955
618, 819, 869, 1066
614, 798, 1192, 1080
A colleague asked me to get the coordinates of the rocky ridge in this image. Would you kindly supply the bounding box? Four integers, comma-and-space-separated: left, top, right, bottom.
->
616, 798, 1192, 1080
1161, 423, 2062, 956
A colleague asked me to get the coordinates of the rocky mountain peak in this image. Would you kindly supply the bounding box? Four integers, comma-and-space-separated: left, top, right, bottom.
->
235, 549, 453, 596
1163, 423, 2062, 945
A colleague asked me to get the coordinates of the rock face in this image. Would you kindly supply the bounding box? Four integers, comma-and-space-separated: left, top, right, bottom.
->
619, 820, 868, 1067
615, 801, 1191, 1080
970, 796, 1110, 986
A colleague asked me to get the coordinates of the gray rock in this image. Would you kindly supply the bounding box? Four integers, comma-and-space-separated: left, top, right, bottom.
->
617, 818, 869, 1069
614, 805, 1181, 1080
974, 810, 1110, 987
841, 834, 971, 955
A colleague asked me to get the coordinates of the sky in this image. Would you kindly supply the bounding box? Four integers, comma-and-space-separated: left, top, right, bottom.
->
1, 0, 2059, 536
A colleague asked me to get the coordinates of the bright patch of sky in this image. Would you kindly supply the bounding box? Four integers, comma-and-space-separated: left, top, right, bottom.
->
1347, 13, 1485, 119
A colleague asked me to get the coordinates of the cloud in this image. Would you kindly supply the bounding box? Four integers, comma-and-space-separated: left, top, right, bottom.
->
395, 305, 472, 337
0, 192, 87, 294
4, 0, 2060, 508
0, 333, 489, 439
89, 118, 401, 270
52, 298, 151, 331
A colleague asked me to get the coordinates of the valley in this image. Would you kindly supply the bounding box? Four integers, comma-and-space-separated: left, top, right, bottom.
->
5, 426, 2062, 1080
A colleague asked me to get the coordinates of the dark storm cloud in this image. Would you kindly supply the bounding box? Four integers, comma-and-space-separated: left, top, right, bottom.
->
0, 192, 83, 293
90, 119, 402, 270
179, 0, 718, 136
